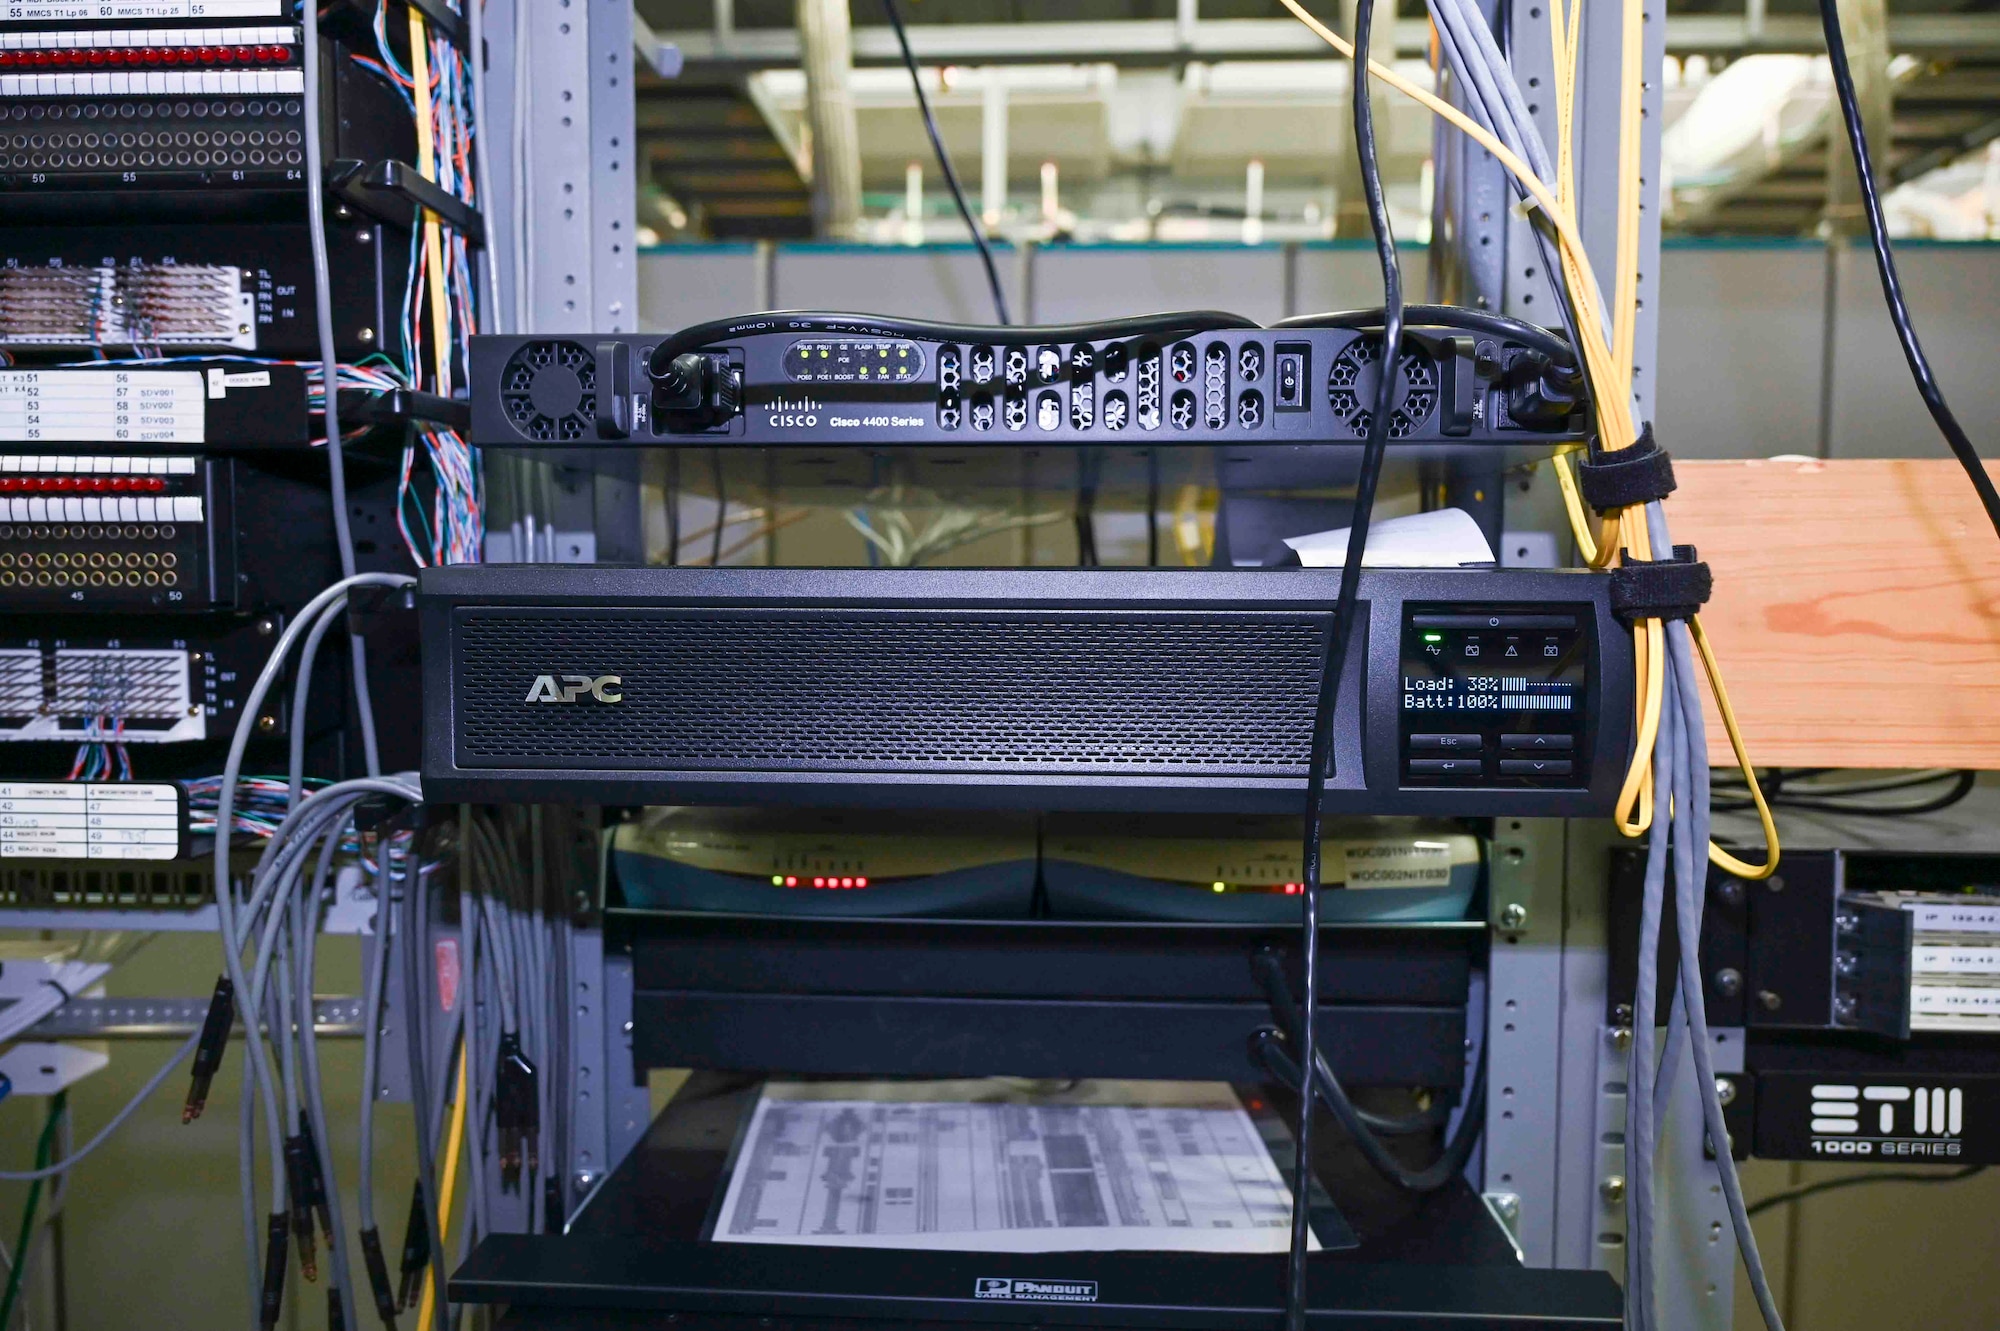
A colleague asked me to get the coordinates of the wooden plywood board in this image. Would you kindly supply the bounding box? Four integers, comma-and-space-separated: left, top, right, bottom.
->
1666, 458, 2000, 769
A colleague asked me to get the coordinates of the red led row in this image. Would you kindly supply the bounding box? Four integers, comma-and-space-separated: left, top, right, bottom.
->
0, 44, 292, 69
0, 476, 169, 493
777, 875, 870, 890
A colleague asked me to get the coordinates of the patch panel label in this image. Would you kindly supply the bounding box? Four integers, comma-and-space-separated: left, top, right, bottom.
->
1, 3, 281, 21
0, 368, 202, 442
0, 781, 179, 859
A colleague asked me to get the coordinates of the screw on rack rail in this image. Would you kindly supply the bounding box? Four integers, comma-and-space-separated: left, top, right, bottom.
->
282, 1129, 319, 1282
357, 1224, 398, 1329
183, 975, 235, 1123
494, 1030, 540, 1184
395, 1180, 430, 1311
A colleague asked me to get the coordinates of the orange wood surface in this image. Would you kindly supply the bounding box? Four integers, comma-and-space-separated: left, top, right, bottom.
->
1666, 458, 2000, 769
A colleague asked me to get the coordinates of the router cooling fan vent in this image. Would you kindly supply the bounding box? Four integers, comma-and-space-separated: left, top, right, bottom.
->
500, 340, 596, 442
1326, 337, 1439, 440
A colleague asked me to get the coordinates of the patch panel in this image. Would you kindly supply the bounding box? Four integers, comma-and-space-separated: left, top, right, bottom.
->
0, 645, 202, 744
0, 454, 232, 611
0, 262, 253, 348
0, 613, 291, 751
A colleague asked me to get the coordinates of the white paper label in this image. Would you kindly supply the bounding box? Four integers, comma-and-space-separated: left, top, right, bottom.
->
0, 782, 179, 860
1906, 901, 2000, 935
715, 1088, 1312, 1253
0, 369, 203, 444
0, 2, 281, 21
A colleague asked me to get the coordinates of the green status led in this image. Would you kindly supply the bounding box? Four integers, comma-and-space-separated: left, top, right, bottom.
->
1422, 632, 1443, 642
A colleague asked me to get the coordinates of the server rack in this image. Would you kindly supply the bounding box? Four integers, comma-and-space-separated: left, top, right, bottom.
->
457, 0, 1702, 1324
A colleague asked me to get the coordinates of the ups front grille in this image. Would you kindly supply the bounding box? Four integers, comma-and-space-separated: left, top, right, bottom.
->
453, 610, 1328, 774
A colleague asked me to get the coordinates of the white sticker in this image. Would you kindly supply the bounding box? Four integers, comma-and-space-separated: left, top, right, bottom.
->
0, 782, 180, 860
0, 2, 282, 22
0, 368, 203, 443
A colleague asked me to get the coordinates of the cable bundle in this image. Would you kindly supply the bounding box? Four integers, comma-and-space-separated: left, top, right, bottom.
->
184, 776, 335, 841
460, 811, 570, 1237
66, 724, 131, 782
356, 4, 485, 569
198, 573, 419, 1326
1264, 2, 1798, 1327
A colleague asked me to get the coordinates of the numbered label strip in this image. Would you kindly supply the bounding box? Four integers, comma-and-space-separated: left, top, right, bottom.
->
0, 369, 204, 443
0, 3, 281, 22
0, 780, 181, 859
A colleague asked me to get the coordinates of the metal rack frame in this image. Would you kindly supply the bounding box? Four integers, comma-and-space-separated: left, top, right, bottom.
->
489, 0, 1719, 1311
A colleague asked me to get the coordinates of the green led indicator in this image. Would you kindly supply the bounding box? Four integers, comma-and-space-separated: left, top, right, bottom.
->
1422, 632, 1443, 642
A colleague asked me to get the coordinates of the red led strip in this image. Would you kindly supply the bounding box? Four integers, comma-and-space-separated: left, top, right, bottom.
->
0, 45, 294, 69
0, 476, 169, 493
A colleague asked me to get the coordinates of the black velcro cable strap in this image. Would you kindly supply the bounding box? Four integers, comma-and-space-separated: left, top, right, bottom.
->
1611, 545, 1712, 624
1578, 423, 1676, 512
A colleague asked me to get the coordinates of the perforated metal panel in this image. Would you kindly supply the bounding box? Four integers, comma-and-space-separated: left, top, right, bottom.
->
453, 609, 1328, 774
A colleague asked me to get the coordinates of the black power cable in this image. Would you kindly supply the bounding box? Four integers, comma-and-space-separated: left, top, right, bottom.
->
666, 450, 682, 566
880, 0, 1011, 326
1274, 304, 1575, 367
1746, 1164, 1985, 1218
1282, 2, 1404, 1326
710, 448, 727, 566
646, 310, 1259, 377
1817, 0, 2000, 540
1253, 951, 1487, 1188
1711, 768, 1977, 817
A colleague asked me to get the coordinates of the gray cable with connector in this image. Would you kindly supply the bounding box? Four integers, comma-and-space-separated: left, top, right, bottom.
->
0, 1032, 201, 1184
300, 0, 383, 777
299, 816, 360, 1325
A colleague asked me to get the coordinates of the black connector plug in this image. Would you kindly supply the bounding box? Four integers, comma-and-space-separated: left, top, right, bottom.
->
493, 1031, 539, 1184
328, 1286, 346, 1331
297, 1111, 334, 1241
651, 352, 741, 432
543, 1177, 563, 1235
1501, 347, 1583, 430
358, 1224, 399, 1329
282, 1132, 319, 1282
183, 976, 235, 1124
260, 1211, 290, 1331
395, 1180, 430, 1311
